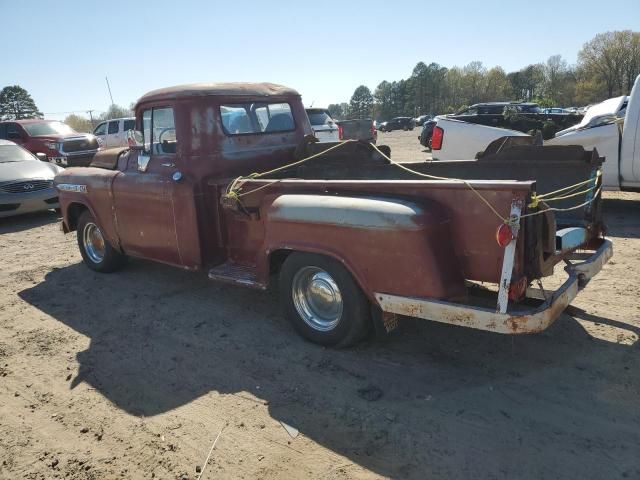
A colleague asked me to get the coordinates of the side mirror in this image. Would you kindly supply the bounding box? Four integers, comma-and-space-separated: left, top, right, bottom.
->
35, 152, 48, 162
138, 153, 150, 172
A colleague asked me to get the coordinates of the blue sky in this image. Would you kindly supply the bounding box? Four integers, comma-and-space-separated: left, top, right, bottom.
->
2, 0, 638, 119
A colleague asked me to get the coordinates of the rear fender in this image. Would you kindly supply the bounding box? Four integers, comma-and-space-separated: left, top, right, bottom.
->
260, 194, 466, 303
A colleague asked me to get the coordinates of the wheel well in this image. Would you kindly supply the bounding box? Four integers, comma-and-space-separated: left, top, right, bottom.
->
269, 249, 293, 275
66, 203, 88, 232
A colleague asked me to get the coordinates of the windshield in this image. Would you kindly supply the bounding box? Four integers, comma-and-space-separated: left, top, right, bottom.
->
22, 121, 76, 137
0, 144, 36, 163
306, 110, 333, 126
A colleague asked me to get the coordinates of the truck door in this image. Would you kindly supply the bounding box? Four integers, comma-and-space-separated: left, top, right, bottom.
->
111, 107, 184, 266
106, 120, 120, 147
93, 122, 107, 148
6, 123, 25, 146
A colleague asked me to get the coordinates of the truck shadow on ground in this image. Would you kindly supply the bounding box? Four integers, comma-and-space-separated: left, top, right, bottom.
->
18, 260, 640, 479
602, 196, 640, 239
0, 210, 59, 234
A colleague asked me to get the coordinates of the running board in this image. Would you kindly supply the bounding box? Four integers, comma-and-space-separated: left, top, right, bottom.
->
208, 262, 266, 290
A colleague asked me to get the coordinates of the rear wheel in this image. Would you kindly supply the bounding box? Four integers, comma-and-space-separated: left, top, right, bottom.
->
279, 253, 371, 347
77, 210, 126, 273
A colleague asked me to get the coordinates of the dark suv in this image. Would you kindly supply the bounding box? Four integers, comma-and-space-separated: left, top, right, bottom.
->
454, 102, 542, 115
379, 116, 414, 132
0, 120, 100, 167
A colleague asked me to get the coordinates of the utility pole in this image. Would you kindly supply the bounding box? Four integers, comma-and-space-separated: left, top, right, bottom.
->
87, 110, 95, 128
105, 76, 114, 105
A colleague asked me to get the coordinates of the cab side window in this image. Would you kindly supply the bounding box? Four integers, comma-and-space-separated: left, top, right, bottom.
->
108, 121, 119, 134
142, 107, 177, 155
94, 122, 107, 136
7, 123, 22, 140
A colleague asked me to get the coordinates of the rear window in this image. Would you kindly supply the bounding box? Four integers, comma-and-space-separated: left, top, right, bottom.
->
306, 110, 332, 126
220, 103, 294, 135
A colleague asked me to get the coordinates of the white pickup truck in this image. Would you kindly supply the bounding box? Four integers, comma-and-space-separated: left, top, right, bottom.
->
432, 74, 640, 192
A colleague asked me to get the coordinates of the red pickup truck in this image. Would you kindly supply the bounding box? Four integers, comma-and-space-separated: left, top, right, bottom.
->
54, 82, 612, 347
0, 119, 100, 167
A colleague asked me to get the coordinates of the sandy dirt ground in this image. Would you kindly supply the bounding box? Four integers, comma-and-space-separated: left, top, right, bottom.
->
0, 137, 639, 479
376, 129, 433, 162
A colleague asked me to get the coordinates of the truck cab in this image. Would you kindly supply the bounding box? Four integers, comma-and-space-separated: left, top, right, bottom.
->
93, 117, 136, 148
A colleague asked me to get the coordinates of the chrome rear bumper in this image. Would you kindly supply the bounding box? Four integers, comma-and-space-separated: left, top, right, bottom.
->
375, 239, 613, 334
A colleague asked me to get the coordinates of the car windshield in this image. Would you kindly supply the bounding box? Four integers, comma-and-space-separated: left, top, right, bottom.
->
22, 121, 76, 137
306, 110, 333, 126
0, 144, 36, 163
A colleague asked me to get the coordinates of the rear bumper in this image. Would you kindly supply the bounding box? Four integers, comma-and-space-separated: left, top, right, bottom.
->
375, 239, 613, 334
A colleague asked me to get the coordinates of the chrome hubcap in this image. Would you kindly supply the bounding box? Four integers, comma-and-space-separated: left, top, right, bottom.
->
83, 222, 106, 263
292, 266, 343, 332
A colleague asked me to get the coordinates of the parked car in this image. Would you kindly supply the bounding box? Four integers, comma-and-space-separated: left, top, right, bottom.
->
542, 107, 572, 114
418, 118, 437, 149
336, 119, 377, 144
305, 108, 339, 142
455, 102, 543, 115
93, 117, 136, 148
54, 81, 611, 348
0, 119, 99, 167
379, 117, 414, 132
0, 140, 62, 217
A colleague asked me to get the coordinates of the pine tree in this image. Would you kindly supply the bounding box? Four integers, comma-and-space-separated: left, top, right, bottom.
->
0, 85, 42, 120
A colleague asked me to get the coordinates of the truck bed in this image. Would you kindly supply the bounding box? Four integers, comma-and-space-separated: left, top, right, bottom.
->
225, 140, 604, 287
284, 140, 603, 232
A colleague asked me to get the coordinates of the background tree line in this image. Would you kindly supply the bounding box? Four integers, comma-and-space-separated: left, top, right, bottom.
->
0, 84, 134, 133
330, 30, 640, 120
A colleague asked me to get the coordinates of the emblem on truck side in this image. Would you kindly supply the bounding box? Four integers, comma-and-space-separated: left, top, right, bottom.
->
56, 183, 88, 193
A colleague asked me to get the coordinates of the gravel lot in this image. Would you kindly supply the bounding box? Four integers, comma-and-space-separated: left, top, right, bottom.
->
0, 140, 638, 479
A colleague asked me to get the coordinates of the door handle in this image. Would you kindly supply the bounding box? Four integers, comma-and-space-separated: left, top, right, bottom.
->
161, 162, 176, 168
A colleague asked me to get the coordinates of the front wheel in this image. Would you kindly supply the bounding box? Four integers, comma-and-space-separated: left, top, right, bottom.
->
279, 253, 371, 347
77, 210, 126, 273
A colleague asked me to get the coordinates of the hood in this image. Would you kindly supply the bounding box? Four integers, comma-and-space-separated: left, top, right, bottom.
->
555, 96, 627, 137
0, 160, 62, 183
30, 133, 95, 142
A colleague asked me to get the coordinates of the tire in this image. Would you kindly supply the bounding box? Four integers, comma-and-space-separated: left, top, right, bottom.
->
77, 210, 126, 273
403, 125, 408, 131
279, 252, 371, 347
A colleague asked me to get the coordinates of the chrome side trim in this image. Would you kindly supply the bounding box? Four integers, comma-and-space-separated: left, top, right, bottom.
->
56, 183, 87, 193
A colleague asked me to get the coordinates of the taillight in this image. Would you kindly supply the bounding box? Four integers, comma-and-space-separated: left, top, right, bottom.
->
496, 223, 514, 247
338, 124, 344, 140
431, 126, 444, 150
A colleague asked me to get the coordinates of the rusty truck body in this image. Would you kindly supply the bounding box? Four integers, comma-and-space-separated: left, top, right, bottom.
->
54, 82, 612, 347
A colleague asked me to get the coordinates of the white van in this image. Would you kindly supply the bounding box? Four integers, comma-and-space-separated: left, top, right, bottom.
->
93, 117, 136, 148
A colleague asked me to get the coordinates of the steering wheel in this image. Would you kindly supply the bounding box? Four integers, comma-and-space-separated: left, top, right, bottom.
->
158, 128, 176, 144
